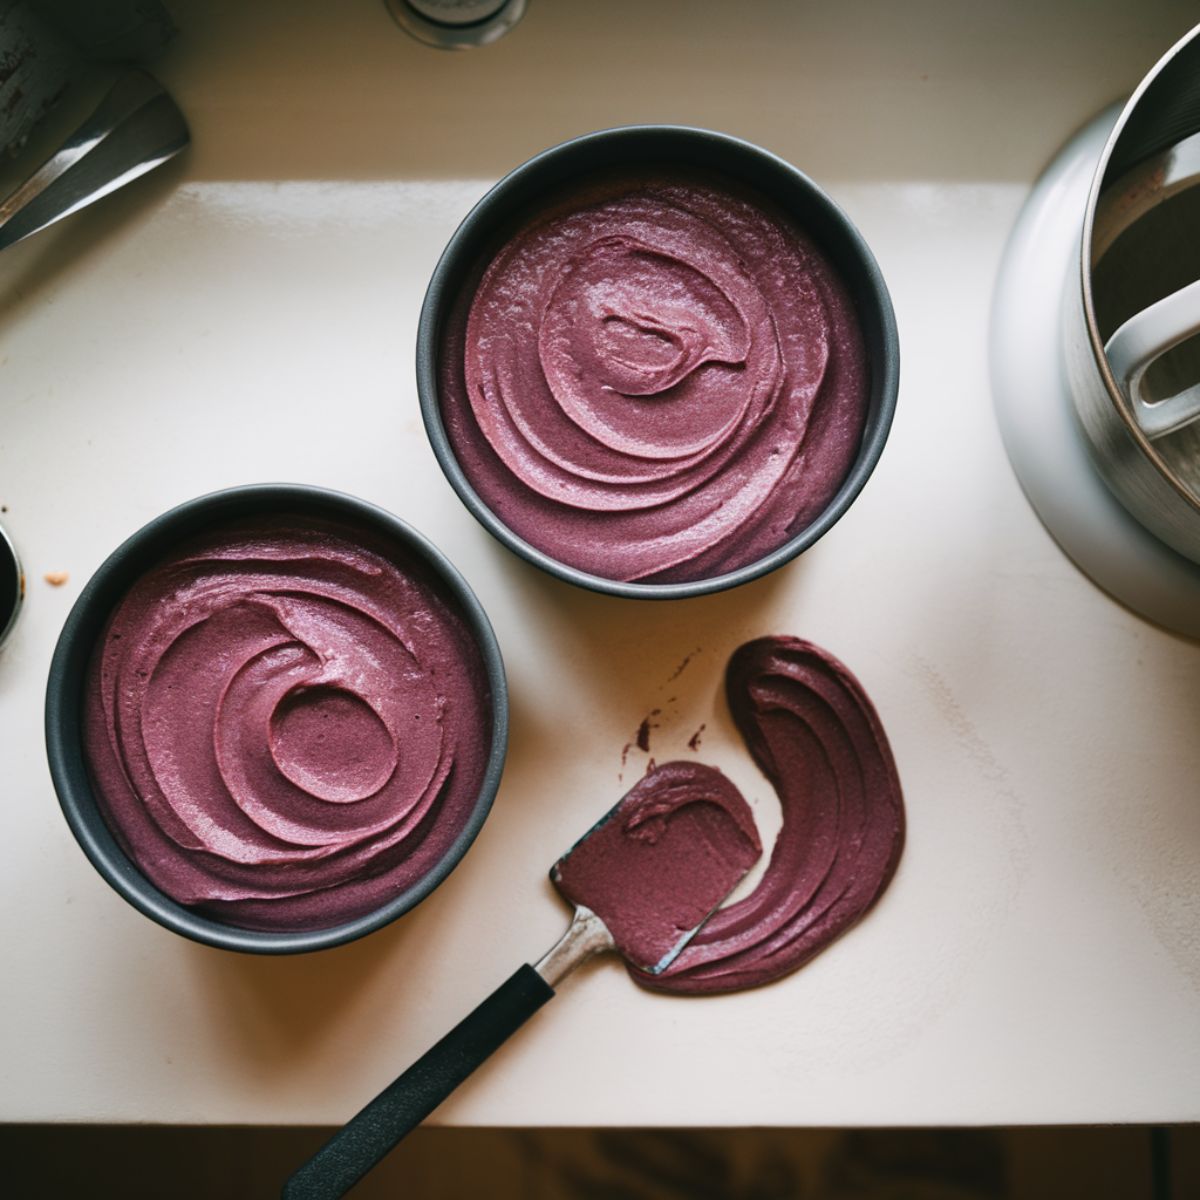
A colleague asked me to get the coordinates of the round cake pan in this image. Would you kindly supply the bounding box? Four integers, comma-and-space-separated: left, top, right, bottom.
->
418, 124, 900, 599
45, 484, 508, 954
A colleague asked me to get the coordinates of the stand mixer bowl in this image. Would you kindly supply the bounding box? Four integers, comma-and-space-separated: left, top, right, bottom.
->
1066, 23, 1200, 564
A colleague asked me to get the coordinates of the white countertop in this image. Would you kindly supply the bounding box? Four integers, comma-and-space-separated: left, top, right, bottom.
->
2, 0, 1199, 1127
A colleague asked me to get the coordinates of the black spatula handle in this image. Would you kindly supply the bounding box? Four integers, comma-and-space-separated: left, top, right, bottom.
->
282, 964, 554, 1199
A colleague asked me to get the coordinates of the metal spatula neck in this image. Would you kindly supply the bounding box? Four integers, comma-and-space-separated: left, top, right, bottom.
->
534, 906, 615, 988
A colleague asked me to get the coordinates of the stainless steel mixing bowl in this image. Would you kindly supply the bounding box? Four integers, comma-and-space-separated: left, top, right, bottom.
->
1066, 23, 1200, 564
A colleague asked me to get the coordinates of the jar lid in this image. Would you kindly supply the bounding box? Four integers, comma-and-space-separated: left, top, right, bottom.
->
0, 522, 23, 651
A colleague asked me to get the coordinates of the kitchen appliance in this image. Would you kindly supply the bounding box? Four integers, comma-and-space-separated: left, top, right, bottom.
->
991, 24, 1200, 638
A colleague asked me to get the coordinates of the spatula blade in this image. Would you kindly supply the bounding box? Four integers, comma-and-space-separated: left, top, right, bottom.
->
550, 762, 762, 975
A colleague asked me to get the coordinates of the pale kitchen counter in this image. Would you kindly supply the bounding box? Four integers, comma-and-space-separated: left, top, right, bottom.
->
1, 0, 1198, 1126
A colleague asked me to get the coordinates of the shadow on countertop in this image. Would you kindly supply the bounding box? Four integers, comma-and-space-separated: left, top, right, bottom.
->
0, 1125, 1195, 1199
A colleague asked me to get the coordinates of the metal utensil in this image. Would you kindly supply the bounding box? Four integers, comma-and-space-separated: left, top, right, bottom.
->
0, 69, 188, 252
282, 767, 761, 1199
384, 0, 527, 49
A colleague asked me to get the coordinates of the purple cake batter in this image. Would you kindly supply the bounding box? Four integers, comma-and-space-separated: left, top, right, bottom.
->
552, 761, 762, 971
438, 172, 869, 583
83, 517, 494, 933
556, 637, 904, 994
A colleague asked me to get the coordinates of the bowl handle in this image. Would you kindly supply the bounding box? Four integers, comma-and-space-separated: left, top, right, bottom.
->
1104, 278, 1200, 440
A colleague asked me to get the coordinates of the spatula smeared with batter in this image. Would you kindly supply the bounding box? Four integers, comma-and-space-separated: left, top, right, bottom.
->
546, 762, 762, 977
284, 762, 761, 1200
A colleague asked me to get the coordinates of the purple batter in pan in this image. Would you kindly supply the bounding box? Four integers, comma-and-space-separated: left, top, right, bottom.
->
438, 171, 869, 583
82, 517, 494, 933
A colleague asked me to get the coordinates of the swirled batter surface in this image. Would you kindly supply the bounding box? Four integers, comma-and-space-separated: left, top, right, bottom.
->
83, 517, 494, 932
439, 172, 869, 583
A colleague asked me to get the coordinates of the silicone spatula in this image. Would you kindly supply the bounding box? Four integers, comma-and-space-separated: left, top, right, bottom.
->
283, 762, 761, 1199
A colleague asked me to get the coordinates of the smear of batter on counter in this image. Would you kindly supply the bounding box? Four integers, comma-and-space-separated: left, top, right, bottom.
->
635, 708, 662, 753
667, 648, 702, 682
83, 516, 494, 933
563, 636, 904, 995
438, 170, 868, 583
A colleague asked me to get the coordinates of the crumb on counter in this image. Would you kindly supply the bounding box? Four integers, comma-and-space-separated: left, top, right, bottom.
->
44, 571, 69, 587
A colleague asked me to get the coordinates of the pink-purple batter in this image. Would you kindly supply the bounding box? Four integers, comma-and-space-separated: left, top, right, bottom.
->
83, 517, 494, 933
555, 637, 904, 994
438, 172, 869, 583
551, 761, 762, 972
647, 637, 904, 993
